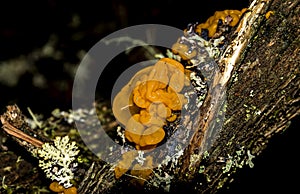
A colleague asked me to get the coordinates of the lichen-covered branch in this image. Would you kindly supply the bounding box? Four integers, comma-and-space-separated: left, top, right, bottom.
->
172, 0, 299, 193
78, 0, 299, 193
1, 0, 298, 193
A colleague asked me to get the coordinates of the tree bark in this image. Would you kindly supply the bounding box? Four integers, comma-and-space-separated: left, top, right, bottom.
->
174, 0, 299, 192
1, 0, 298, 193
78, 0, 300, 193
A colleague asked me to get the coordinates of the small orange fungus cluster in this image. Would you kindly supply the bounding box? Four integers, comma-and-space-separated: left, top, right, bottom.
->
49, 182, 77, 194
130, 155, 153, 185
114, 151, 138, 179
194, 8, 247, 38
113, 58, 188, 150
171, 41, 198, 61
114, 151, 153, 185
265, 11, 274, 19
113, 58, 188, 181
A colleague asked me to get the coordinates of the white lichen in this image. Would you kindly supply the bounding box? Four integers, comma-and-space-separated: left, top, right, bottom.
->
246, 150, 255, 168
135, 150, 146, 165
38, 136, 79, 188
116, 126, 126, 145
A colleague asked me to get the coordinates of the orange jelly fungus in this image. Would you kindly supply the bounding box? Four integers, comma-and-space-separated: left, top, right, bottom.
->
130, 156, 153, 185
171, 42, 198, 61
64, 187, 78, 194
49, 182, 77, 194
265, 11, 274, 19
171, 8, 247, 61
114, 151, 153, 183
195, 8, 247, 38
113, 58, 188, 149
49, 182, 65, 193
114, 150, 138, 179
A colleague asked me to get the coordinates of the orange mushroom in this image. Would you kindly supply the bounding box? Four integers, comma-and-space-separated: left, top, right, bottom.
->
112, 66, 154, 127
139, 126, 165, 148
125, 113, 165, 150
195, 8, 248, 38
114, 152, 154, 185
113, 58, 188, 149
49, 182, 77, 194
114, 150, 138, 179
172, 9, 248, 61
125, 114, 145, 145
64, 187, 77, 194
130, 155, 153, 185
49, 182, 65, 193
172, 41, 197, 60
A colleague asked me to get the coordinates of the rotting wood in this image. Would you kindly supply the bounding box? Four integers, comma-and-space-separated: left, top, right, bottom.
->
78, 0, 299, 193
1, 0, 298, 193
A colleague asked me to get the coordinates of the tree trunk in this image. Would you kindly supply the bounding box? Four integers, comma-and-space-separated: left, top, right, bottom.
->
0, 0, 298, 193
78, 0, 300, 193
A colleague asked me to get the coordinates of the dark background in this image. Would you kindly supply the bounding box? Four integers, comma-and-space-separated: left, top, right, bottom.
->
0, 0, 298, 193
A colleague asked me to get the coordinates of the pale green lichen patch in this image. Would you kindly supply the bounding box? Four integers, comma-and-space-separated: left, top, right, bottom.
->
189, 154, 202, 171
203, 150, 210, 160
216, 147, 256, 190
198, 165, 205, 174
243, 104, 259, 121
38, 136, 79, 188
221, 147, 255, 175
148, 171, 173, 192
246, 150, 255, 168
222, 155, 233, 174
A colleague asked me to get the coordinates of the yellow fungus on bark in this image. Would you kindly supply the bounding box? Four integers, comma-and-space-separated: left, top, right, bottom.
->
49, 182, 77, 194
113, 58, 187, 149
114, 151, 138, 179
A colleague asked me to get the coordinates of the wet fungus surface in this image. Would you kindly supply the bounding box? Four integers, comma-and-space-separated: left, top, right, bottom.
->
195, 8, 248, 38
113, 58, 189, 150
49, 181, 78, 194
112, 58, 191, 182
112, 8, 248, 185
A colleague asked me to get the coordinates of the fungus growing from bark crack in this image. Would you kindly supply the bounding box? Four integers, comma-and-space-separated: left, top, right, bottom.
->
114, 151, 153, 185
171, 41, 198, 60
50, 182, 65, 193
113, 58, 188, 150
130, 155, 153, 185
114, 150, 138, 179
195, 8, 248, 38
172, 8, 247, 49
49, 181, 77, 194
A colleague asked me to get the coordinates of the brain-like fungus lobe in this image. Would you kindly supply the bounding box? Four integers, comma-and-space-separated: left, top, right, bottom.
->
192, 8, 247, 38
113, 58, 188, 150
